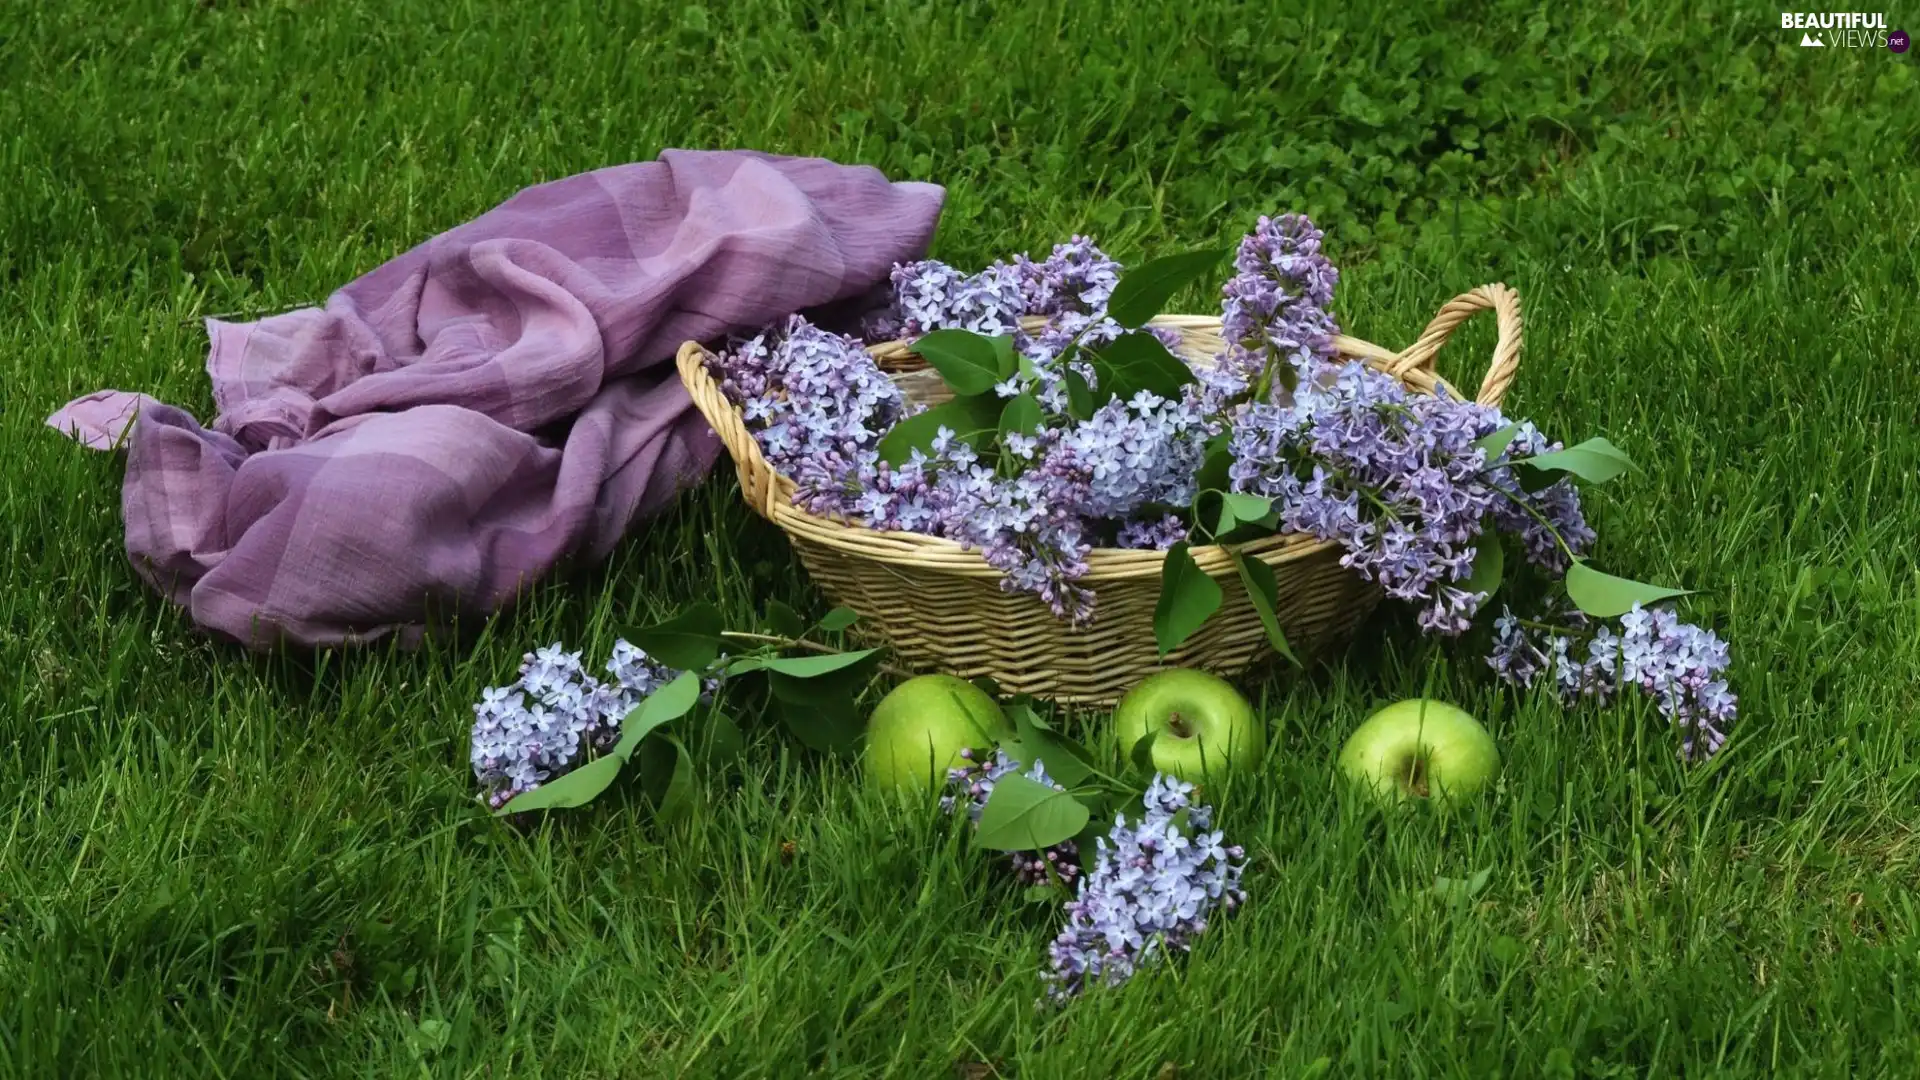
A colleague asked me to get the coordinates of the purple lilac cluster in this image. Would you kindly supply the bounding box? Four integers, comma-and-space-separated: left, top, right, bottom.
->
721, 217, 1610, 652
1043, 774, 1248, 1001
882, 235, 1123, 341
943, 748, 1082, 889
714, 315, 916, 491
1213, 213, 1343, 399
713, 241, 1217, 623
1484, 423, 1598, 574
886, 259, 1028, 337
872, 238, 1183, 413
1488, 602, 1736, 759
470, 641, 681, 808
1226, 361, 1596, 635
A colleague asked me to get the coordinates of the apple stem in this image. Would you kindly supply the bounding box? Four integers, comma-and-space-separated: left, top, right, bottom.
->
1403, 756, 1430, 799
1166, 711, 1192, 739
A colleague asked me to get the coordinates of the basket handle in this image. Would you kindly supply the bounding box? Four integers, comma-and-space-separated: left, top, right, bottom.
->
1387, 283, 1523, 408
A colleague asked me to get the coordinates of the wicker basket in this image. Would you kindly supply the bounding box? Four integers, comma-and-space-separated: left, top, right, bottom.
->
676, 284, 1524, 704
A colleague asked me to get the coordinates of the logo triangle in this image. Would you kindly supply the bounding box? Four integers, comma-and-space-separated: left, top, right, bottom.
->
1800, 32, 1825, 46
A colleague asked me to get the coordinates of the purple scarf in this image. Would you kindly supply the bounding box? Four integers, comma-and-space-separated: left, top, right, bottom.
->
47, 149, 943, 648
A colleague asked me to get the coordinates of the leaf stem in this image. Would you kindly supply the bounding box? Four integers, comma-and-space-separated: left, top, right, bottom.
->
1514, 616, 1592, 638
1489, 485, 1578, 563
717, 632, 916, 678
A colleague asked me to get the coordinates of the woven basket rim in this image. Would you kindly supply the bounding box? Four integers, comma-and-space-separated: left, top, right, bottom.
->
678, 287, 1524, 585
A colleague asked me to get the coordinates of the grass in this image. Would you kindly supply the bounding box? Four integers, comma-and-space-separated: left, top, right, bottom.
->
3, 0, 1918, 1075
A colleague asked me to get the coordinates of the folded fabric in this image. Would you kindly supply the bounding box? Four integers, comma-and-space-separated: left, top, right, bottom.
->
47, 149, 944, 648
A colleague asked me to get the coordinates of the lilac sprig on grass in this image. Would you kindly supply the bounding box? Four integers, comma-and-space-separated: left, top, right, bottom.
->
1042, 774, 1248, 1001
469, 640, 692, 809
1488, 602, 1736, 759
944, 748, 1082, 889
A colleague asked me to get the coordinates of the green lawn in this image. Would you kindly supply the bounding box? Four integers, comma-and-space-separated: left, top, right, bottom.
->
4, 1, 1919, 1076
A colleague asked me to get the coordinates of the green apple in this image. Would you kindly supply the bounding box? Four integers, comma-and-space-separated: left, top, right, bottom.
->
863, 674, 1013, 795
1111, 669, 1264, 782
1337, 698, 1499, 809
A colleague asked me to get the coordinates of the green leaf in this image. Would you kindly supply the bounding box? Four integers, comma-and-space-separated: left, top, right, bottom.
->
1512, 462, 1564, 494
969, 675, 1003, 699
1191, 490, 1225, 542
495, 752, 625, 816
1222, 493, 1273, 524
1230, 550, 1300, 666
1430, 867, 1493, 903
627, 603, 724, 671
1154, 542, 1224, 657
1074, 817, 1109, 872
1473, 423, 1520, 462
723, 655, 771, 675
758, 648, 881, 679
763, 599, 806, 639
816, 607, 860, 633
612, 671, 703, 759
875, 395, 1002, 467
693, 708, 745, 766
1195, 432, 1233, 494
1089, 331, 1197, 405
999, 392, 1044, 439
1063, 366, 1096, 421
1463, 532, 1505, 601
1008, 699, 1056, 733
1207, 492, 1275, 538
1106, 247, 1229, 328
911, 329, 1009, 397
1128, 729, 1160, 775
765, 647, 884, 703
1518, 437, 1636, 485
1167, 805, 1193, 837
990, 334, 1018, 379
975, 774, 1092, 851
1565, 561, 1693, 618
652, 737, 698, 822
768, 687, 864, 753
1000, 734, 1095, 789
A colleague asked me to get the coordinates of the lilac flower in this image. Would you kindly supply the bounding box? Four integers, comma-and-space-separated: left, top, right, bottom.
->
1043, 774, 1248, 1000
714, 215, 1618, 671
1117, 514, 1190, 550
711, 316, 913, 505
1216, 213, 1343, 399
1226, 361, 1504, 633
711, 307, 1220, 625
889, 258, 1028, 336
944, 748, 1081, 889
1015, 236, 1124, 317
1487, 603, 1736, 759
1482, 423, 1597, 573
470, 639, 687, 808
1052, 390, 1218, 521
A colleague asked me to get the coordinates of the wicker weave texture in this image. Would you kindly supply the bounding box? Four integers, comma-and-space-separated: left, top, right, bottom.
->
677, 284, 1524, 704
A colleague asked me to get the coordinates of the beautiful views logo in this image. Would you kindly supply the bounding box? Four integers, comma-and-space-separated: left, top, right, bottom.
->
1780, 11, 1897, 48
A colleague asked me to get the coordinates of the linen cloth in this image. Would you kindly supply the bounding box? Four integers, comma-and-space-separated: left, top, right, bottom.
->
47, 150, 943, 647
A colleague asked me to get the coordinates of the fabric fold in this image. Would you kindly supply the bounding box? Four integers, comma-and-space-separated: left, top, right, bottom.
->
46, 149, 944, 648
